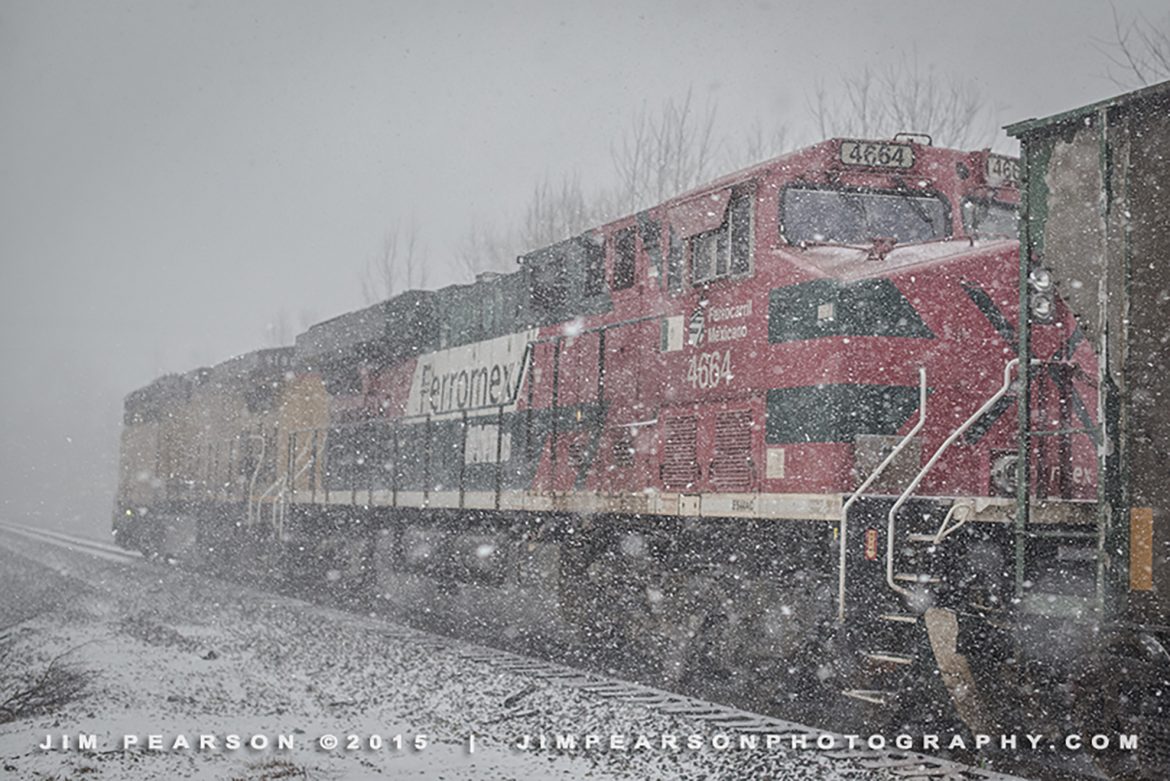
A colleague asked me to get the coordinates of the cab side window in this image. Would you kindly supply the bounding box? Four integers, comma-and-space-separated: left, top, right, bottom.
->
611, 227, 636, 291
691, 186, 754, 285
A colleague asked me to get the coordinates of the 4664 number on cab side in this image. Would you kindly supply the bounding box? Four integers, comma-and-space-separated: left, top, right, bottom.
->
686, 350, 732, 389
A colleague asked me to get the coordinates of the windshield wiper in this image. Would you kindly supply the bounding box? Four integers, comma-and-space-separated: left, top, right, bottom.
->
891, 178, 936, 230
837, 189, 867, 223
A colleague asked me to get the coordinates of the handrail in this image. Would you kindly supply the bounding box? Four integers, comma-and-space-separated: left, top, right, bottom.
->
930, 501, 973, 544
886, 358, 1019, 596
248, 437, 314, 537
254, 437, 312, 506
245, 433, 267, 528
274, 440, 317, 538
255, 471, 285, 504
838, 367, 927, 622
285, 443, 316, 494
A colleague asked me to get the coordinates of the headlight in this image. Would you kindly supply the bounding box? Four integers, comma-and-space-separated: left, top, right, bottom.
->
1027, 266, 1055, 323
1029, 293, 1054, 323
1028, 267, 1053, 292
990, 453, 1018, 496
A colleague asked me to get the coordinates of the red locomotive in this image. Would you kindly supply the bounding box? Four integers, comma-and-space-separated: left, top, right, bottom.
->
115, 102, 1168, 774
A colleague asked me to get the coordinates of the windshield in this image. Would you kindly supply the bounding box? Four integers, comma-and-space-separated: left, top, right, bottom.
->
781, 187, 949, 245
962, 198, 1018, 239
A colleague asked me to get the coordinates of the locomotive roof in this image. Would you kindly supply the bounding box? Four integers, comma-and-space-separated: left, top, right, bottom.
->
209, 345, 293, 381
657, 136, 975, 209
123, 372, 189, 414
1006, 78, 1170, 139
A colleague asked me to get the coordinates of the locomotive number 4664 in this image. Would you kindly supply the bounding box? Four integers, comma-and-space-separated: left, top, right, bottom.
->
686, 350, 732, 389
839, 140, 914, 168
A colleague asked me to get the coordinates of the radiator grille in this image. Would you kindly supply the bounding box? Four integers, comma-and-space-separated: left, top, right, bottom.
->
661, 416, 699, 490
711, 410, 754, 491
611, 430, 635, 468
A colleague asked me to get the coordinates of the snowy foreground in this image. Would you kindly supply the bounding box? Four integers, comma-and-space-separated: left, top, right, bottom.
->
0, 527, 1025, 780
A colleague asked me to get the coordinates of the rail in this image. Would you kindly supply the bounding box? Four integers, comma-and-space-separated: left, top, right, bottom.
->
837, 367, 927, 622
886, 358, 1018, 597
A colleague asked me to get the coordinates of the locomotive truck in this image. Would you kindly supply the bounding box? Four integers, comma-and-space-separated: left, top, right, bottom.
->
114, 80, 1169, 777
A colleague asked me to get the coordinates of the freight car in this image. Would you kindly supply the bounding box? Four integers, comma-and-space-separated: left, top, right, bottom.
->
1002, 79, 1170, 776
113, 100, 1164, 773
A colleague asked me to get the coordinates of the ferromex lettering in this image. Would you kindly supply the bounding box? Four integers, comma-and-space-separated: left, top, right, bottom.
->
413, 330, 538, 416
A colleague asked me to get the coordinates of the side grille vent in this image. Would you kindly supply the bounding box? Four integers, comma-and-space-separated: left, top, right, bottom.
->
662, 416, 699, 490
711, 410, 754, 492
611, 430, 635, 468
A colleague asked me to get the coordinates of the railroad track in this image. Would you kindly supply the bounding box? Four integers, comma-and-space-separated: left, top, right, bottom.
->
0, 521, 1024, 781
0, 522, 142, 564
376, 623, 1022, 781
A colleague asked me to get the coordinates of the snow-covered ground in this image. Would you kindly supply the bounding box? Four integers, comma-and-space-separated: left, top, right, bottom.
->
0, 526, 1025, 780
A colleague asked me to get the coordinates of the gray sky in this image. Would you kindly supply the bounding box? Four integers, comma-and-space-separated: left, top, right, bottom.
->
0, 0, 1163, 534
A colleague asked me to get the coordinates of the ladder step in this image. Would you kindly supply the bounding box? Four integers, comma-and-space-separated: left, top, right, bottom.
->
863, 651, 915, 666
878, 612, 919, 624
1020, 592, 1096, 618
1026, 427, 1098, 438
842, 689, 891, 706
1023, 529, 1099, 539
906, 533, 938, 543
894, 573, 941, 584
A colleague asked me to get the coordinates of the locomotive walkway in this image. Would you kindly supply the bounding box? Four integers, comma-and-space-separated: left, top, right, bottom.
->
0, 522, 1028, 780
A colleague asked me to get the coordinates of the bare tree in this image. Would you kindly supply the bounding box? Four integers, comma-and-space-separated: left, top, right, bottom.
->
808, 54, 998, 149
1099, 5, 1170, 86
263, 309, 291, 347
732, 118, 790, 171
1, 625, 92, 724
263, 308, 318, 347
455, 221, 517, 281
520, 174, 599, 249
297, 308, 319, 332
456, 174, 602, 282
455, 89, 791, 282
612, 87, 720, 214
360, 224, 428, 304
